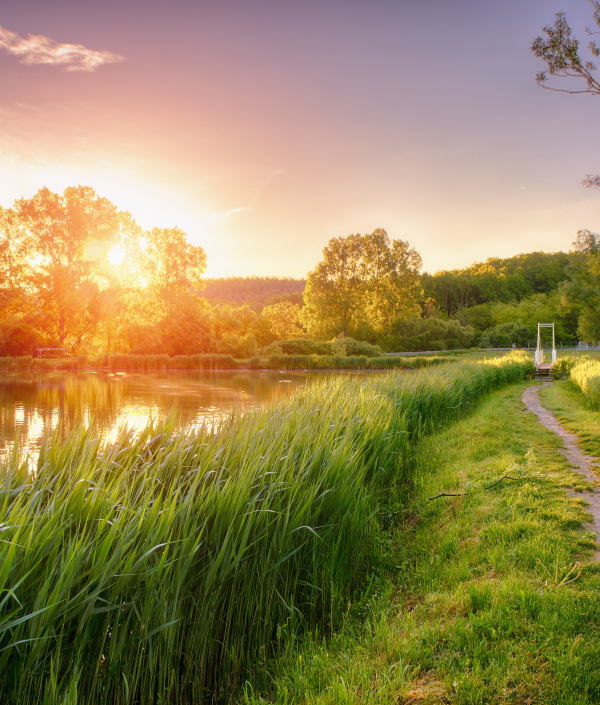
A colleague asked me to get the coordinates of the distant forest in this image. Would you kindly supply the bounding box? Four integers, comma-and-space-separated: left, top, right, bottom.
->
202, 277, 305, 310
201, 250, 583, 350
0, 186, 594, 356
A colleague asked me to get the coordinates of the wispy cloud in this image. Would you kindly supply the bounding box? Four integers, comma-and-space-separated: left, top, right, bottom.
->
0, 24, 123, 72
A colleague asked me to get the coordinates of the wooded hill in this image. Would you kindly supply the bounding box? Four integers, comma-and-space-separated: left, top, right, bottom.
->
202, 277, 305, 309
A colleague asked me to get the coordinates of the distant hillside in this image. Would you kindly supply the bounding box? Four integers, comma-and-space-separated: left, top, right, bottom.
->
202, 276, 306, 308
422, 251, 575, 315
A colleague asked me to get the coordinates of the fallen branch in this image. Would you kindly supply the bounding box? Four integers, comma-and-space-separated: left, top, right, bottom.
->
483, 474, 521, 490
427, 492, 468, 500
427, 474, 525, 500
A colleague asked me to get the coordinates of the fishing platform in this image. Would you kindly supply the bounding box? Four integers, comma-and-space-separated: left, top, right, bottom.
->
534, 323, 556, 379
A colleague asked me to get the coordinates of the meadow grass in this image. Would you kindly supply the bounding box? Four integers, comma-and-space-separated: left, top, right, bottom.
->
568, 359, 600, 409
242, 381, 600, 705
0, 354, 532, 704
541, 380, 600, 458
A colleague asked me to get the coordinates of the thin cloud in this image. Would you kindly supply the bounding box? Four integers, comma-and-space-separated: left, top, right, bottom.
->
0, 24, 123, 72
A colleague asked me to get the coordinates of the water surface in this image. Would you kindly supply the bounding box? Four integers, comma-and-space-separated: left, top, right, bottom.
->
0, 370, 372, 460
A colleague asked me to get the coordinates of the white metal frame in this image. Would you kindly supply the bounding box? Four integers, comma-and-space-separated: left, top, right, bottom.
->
536, 323, 556, 367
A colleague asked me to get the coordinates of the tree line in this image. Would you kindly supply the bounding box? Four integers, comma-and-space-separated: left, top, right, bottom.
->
0, 185, 595, 357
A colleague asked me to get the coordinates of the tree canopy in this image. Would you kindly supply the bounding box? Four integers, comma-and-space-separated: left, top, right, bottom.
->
301, 229, 422, 339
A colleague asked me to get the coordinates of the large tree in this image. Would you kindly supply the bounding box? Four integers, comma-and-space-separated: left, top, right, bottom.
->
301, 229, 422, 339
560, 230, 600, 340
12, 186, 121, 351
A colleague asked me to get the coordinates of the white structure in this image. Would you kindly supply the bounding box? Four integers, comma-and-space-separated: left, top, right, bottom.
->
535, 323, 556, 370
578, 341, 600, 351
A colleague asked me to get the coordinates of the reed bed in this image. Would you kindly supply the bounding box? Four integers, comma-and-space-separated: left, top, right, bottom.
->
261, 354, 453, 370
0, 356, 89, 372
568, 357, 600, 409
0, 352, 454, 374
0, 352, 532, 704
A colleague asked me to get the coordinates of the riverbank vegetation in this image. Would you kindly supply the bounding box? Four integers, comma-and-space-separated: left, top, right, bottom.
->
0, 353, 532, 703
0, 351, 461, 373
241, 380, 600, 704
0, 186, 593, 360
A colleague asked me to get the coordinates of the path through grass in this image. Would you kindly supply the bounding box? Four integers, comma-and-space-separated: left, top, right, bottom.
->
243, 382, 600, 704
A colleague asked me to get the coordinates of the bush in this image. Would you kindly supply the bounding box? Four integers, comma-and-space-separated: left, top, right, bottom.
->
479, 321, 533, 348
262, 338, 325, 356
343, 338, 383, 357
217, 334, 259, 359
381, 318, 476, 352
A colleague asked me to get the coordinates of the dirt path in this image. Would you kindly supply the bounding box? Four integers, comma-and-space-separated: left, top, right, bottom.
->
522, 383, 600, 558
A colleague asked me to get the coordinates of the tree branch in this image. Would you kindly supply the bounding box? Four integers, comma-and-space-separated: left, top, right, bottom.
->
427, 473, 523, 500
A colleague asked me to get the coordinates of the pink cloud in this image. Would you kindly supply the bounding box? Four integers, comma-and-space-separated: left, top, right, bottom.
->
0, 24, 124, 72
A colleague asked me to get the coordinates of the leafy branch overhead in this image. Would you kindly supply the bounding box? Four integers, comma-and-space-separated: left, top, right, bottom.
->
532, 2, 600, 191
532, 3, 600, 95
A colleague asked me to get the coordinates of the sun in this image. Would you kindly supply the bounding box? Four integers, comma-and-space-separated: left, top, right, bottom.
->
108, 245, 125, 267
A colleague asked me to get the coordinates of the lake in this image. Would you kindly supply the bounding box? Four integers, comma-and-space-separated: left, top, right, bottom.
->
0, 370, 375, 461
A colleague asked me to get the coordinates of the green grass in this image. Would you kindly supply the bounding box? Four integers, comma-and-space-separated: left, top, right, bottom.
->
241, 381, 600, 705
541, 381, 600, 459
0, 354, 532, 704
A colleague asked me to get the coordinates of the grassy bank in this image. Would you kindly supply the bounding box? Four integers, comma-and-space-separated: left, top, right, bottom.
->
242, 381, 600, 704
0, 352, 462, 373
0, 354, 532, 704
541, 380, 600, 458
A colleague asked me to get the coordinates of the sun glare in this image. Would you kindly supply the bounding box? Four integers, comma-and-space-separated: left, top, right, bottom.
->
108, 245, 125, 266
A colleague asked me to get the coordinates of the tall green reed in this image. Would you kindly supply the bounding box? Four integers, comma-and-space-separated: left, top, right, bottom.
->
569, 358, 600, 408
0, 352, 533, 703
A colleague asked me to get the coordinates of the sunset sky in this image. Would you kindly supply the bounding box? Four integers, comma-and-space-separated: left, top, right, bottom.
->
1, 0, 600, 277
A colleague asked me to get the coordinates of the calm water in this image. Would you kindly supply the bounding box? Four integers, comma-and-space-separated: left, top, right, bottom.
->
0, 370, 369, 461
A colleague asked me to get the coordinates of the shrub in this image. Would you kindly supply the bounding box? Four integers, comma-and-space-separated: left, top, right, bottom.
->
479, 321, 533, 348
381, 318, 476, 352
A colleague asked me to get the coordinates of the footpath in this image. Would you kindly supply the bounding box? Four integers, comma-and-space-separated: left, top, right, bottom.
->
244, 380, 600, 705
523, 382, 600, 559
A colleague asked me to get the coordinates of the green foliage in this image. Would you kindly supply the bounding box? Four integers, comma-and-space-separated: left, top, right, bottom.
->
479, 321, 534, 348
551, 354, 584, 379
423, 252, 574, 316
216, 333, 259, 359
344, 337, 383, 357
532, 9, 600, 94
380, 317, 476, 352
0, 354, 533, 703
569, 358, 600, 409
261, 301, 303, 339
302, 229, 422, 339
249, 382, 599, 704
264, 338, 331, 356
560, 248, 600, 341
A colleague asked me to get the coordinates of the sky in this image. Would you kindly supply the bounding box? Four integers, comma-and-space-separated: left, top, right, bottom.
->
1, 0, 600, 278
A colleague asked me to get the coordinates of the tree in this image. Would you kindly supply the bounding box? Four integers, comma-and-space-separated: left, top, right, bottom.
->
13, 186, 121, 351
260, 301, 303, 339
479, 322, 533, 349
302, 230, 422, 339
532, 3, 600, 191
573, 228, 600, 254
144, 227, 207, 302
560, 231, 600, 340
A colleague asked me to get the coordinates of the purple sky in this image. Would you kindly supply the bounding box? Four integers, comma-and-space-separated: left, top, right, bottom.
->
1, 0, 599, 276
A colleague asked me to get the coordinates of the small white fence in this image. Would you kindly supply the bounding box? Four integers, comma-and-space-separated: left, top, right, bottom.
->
578, 341, 600, 351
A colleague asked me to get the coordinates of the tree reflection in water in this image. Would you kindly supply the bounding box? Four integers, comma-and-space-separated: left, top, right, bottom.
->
0, 370, 336, 462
